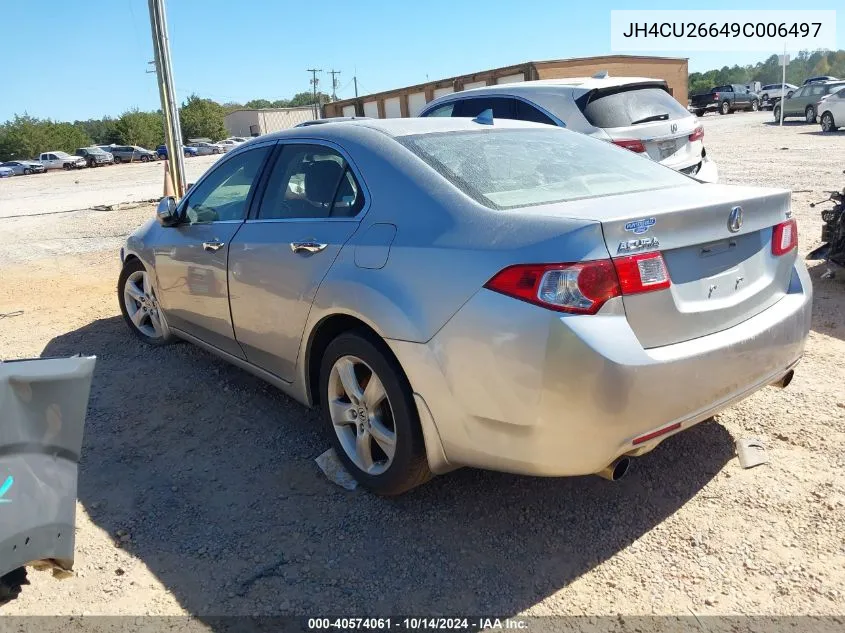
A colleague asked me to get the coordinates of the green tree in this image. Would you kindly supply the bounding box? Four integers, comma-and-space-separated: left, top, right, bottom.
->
245, 99, 274, 109
180, 94, 227, 140
0, 115, 91, 161
73, 117, 120, 145
114, 109, 164, 149
288, 91, 331, 107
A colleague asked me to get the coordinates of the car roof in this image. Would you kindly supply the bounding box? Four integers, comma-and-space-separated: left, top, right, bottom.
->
259, 116, 553, 142
439, 76, 664, 97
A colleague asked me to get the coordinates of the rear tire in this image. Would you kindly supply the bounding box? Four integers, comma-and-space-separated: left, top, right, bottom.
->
720, 101, 730, 115
805, 106, 816, 123
821, 112, 837, 132
318, 331, 431, 495
773, 105, 782, 121
184, 151, 191, 158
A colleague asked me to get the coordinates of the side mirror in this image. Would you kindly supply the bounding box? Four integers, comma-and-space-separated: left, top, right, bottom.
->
186, 182, 194, 191
156, 197, 179, 226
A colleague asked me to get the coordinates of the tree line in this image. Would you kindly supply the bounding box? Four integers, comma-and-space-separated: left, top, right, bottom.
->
688, 49, 845, 96
0, 90, 330, 162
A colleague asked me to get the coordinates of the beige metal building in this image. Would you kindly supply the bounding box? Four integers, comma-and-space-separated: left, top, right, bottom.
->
324, 55, 688, 119
224, 106, 316, 137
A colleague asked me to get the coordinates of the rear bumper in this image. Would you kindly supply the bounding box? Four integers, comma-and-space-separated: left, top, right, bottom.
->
390, 261, 812, 477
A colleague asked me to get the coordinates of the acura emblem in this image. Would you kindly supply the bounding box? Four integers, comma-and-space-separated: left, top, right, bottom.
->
728, 206, 743, 233
670, 123, 678, 134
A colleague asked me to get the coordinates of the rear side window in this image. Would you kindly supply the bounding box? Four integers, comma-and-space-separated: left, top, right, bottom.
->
454, 97, 515, 119
824, 83, 845, 95
515, 101, 557, 125
398, 128, 692, 210
577, 86, 690, 128
258, 144, 364, 220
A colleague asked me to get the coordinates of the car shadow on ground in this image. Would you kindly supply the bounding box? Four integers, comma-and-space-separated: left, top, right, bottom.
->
43, 316, 736, 623
807, 262, 845, 342
800, 130, 844, 137
762, 120, 812, 127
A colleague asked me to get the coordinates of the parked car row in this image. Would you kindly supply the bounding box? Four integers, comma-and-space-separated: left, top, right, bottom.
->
773, 80, 845, 129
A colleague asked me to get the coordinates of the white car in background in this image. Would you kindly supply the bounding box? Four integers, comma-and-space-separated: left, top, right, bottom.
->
187, 142, 224, 156
817, 86, 845, 132
216, 139, 243, 152
419, 74, 718, 182
38, 151, 86, 170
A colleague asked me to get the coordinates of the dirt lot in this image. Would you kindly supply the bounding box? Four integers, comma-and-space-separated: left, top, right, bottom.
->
1, 113, 844, 621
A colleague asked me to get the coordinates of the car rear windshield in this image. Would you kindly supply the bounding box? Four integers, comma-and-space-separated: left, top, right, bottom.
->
576, 85, 691, 128
397, 128, 692, 210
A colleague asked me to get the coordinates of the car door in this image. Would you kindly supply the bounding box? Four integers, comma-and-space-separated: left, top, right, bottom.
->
228, 141, 367, 381
829, 88, 845, 121
152, 143, 273, 357
786, 86, 809, 114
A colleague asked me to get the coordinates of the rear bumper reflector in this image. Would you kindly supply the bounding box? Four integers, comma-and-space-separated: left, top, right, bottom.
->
632, 422, 682, 445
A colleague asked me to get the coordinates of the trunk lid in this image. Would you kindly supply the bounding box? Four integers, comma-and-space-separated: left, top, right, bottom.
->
533, 184, 795, 348
603, 117, 702, 169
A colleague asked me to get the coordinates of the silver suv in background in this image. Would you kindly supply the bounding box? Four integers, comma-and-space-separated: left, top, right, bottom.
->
419, 75, 718, 182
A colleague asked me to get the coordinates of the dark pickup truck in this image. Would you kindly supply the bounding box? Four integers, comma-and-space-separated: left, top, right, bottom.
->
690, 84, 761, 116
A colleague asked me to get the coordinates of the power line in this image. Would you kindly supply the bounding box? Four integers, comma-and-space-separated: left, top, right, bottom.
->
307, 68, 322, 119
328, 69, 341, 101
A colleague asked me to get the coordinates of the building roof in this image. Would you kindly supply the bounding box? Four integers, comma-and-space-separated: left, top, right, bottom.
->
328, 55, 688, 106
225, 106, 315, 115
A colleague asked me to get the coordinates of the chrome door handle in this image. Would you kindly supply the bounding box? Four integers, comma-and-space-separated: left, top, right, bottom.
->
290, 241, 327, 254
203, 240, 225, 252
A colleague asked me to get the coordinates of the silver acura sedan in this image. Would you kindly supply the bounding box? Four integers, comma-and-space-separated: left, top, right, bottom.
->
118, 117, 812, 494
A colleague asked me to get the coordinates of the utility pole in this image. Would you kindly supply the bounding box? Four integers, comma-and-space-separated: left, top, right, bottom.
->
328, 69, 341, 101
307, 68, 322, 119
147, 0, 186, 198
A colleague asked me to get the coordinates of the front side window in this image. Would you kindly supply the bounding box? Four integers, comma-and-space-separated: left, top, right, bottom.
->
184, 146, 270, 223
258, 144, 364, 220
793, 87, 807, 98
398, 128, 692, 210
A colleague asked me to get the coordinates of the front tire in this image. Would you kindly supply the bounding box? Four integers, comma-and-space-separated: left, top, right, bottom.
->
720, 101, 730, 115
805, 106, 816, 123
821, 112, 837, 132
213, 148, 220, 155
23, 168, 31, 175
319, 331, 431, 495
114, 156, 122, 164
118, 259, 173, 346
750, 99, 759, 112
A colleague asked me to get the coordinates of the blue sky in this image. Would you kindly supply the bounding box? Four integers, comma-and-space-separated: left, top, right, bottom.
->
1, 0, 841, 122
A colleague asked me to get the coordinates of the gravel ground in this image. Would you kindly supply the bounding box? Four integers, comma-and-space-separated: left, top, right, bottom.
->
0, 155, 220, 219
1, 112, 844, 621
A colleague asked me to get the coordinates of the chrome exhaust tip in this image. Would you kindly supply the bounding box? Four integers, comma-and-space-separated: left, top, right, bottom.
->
771, 369, 794, 389
596, 456, 631, 481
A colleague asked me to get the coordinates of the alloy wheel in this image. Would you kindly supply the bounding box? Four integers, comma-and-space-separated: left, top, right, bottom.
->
122, 270, 164, 339
327, 355, 396, 476
821, 113, 835, 132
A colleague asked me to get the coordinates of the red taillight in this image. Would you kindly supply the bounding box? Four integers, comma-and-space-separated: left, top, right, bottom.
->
688, 126, 704, 142
713, 92, 720, 101
612, 139, 647, 153
484, 261, 620, 315
484, 252, 671, 315
772, 219, 798, 256
613, 252, 671, 294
